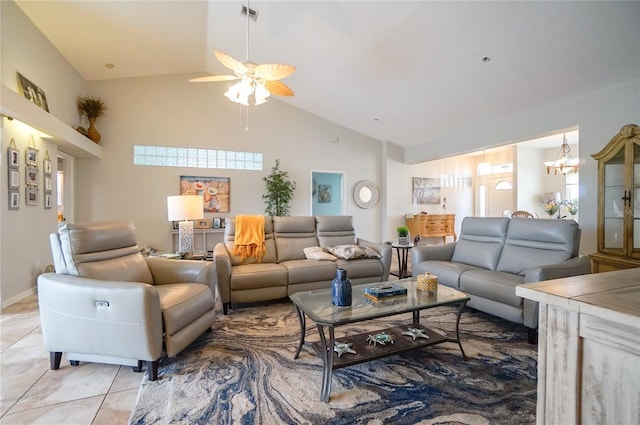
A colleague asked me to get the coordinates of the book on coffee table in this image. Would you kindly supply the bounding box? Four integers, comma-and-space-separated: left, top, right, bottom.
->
363, 283, 408, 301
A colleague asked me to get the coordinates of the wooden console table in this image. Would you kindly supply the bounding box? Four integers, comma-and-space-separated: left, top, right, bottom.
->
516, 269, 639, 425
406, 214, 456, 243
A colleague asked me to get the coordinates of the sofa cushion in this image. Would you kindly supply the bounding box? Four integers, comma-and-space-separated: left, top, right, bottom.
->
274, 216, 319, 263
224, 217, 277, 265
230, 263, 288, 291
326, 245, 381, 260
156, 283, 215, 335
414, 260, 481, 289
303, 246, 337, 261
497, 219, 580, 275
451, 217, 509, 270
316, 216, 358, 246
280, 259, 338, 284
459, 270, 525, 307
335, 258, 384, 279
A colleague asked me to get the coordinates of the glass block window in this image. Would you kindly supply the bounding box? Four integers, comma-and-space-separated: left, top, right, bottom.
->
133, 145, 262, 171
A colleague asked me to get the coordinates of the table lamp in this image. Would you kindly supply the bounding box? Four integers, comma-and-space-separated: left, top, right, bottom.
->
167, 195, 204, 254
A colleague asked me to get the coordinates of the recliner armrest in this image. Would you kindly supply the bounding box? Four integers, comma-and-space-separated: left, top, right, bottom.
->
358, 238, 392, 280
213, 242, 232, 304
523, 255, 592, 283
411, 243, 456, 265
145, 256, 216, 295
37, 273, 163, 361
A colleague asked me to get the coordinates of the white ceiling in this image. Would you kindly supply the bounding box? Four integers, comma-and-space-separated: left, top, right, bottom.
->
15, 1, 640, 150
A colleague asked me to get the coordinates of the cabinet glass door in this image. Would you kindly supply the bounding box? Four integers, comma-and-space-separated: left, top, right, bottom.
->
603, 149, 625, 250
633, 142, 640, 251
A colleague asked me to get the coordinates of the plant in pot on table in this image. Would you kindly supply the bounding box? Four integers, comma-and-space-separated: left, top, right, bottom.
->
397, 225, 410, 245
77, 96, 106, 144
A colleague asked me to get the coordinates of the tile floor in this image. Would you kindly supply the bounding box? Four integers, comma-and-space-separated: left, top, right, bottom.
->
0, 253, 408, 424
1, 294, 142, 425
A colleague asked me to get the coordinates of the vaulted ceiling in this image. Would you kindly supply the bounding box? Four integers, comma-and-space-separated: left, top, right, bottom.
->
15, 1, 640, 150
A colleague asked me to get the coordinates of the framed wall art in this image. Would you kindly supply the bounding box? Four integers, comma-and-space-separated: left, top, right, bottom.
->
179, 176, 230, 213
26, 186, 38, 206
412, 177, 441, 205
318, 185, 332, 203
44, 151, 52, 175
17, 72, 49, 112
26, 146, 38, 167
8, 139, 19, 168
26, 167, 38, 187
44, 175, 52, 192
9, 169, 20, 190
44, 193, 52, 209
9, 191, 20, 210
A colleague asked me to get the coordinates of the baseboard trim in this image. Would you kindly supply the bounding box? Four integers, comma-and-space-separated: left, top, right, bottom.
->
1, 287, 37, 311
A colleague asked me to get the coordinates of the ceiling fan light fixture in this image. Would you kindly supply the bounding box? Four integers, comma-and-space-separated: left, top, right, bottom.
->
254, 82, 270, 105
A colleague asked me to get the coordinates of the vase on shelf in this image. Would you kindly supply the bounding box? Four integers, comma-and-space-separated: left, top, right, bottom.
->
87, 117, 101, 143
331, 268, 352, 306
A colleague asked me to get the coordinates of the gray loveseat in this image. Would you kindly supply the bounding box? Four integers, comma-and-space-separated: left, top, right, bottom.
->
214, 215, 392, 314
411, 217, 591, 342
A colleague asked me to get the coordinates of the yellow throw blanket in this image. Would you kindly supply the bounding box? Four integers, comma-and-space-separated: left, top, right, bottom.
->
233, 215, 266, 262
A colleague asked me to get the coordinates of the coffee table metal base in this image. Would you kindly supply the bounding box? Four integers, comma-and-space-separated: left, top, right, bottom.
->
293, 301, 467, 402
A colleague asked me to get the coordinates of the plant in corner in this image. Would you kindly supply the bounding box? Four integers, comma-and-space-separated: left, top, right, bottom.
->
263, 159, 296, 217
77, 96, 106, 144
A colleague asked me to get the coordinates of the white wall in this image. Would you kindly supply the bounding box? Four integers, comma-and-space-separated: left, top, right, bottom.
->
78, 74, 385, 252
400, 80, 640, 255
0, 1, 86, 307
516, 146, 544, 214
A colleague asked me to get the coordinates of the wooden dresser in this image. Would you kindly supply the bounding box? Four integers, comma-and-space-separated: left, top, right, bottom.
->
406, 214, 456, 243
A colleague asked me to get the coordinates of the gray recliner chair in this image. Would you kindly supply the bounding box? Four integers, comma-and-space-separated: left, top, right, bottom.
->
37, 220, 217, 380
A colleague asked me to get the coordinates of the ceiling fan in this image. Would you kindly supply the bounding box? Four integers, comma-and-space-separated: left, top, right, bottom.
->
189, 3, 296, 106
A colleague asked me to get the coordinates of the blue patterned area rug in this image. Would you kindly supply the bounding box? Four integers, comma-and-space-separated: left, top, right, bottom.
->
129, 302, 536, 425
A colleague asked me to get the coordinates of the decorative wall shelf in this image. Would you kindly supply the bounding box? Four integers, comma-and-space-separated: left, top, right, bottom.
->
1, 84, 101, 159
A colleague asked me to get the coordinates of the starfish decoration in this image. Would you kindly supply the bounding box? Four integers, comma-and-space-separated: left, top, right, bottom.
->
334, 342, 356, 357
402, 327, 430, 341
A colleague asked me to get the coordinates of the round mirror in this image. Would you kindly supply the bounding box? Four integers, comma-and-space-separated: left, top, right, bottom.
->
359, 187, 372, 203
353, 180, 379, 209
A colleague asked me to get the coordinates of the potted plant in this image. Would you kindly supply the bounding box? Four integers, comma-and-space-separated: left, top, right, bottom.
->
77, 96, 106, 143
397, 225, 410, 245
263, 159, 296, 217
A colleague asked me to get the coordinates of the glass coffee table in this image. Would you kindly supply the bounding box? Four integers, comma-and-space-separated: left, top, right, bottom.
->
289, 279, 469, 402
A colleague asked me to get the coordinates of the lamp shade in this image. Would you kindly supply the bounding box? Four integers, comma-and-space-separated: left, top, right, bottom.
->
167, 195, 204, 221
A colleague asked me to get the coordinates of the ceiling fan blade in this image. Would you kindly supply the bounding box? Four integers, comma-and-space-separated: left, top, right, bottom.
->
214, 50, 247, 75
264, 80, 294, 97
255, 63, 296, 81
189, 75, 239, 82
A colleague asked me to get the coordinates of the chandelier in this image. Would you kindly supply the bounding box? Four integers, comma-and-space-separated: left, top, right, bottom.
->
544, 134, 579, 175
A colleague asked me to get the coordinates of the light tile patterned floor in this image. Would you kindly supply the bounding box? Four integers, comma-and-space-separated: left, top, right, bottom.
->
0, 295, 141, 425
0, 253, 407, 424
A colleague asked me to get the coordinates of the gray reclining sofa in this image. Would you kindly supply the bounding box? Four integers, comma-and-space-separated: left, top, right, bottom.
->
411, 217, 591, 342
214, 215, 392, 314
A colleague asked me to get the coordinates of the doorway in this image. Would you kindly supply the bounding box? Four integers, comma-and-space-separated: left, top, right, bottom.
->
310, 171, 346, 216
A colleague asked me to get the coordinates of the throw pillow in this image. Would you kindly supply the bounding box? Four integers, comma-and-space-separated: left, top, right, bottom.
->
325, 245, 381, 260
303, 246, 338, 261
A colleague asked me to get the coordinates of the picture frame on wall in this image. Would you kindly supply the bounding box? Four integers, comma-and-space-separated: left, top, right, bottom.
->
412, 177, 441, 205
44, 157, 52, 175
179, 176, 230, 213
9, 191, 19, 210
26, 186, 38, 206
9, 169, 20, 190
44, 175, 52, 192
44, 193, 52, 209
26, 167, 38, 187
26, 146, 38, 167
8, 139, 19, 168
17, 72, 49, 112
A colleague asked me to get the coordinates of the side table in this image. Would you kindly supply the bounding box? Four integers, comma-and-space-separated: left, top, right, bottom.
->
390, 243, 412, 279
